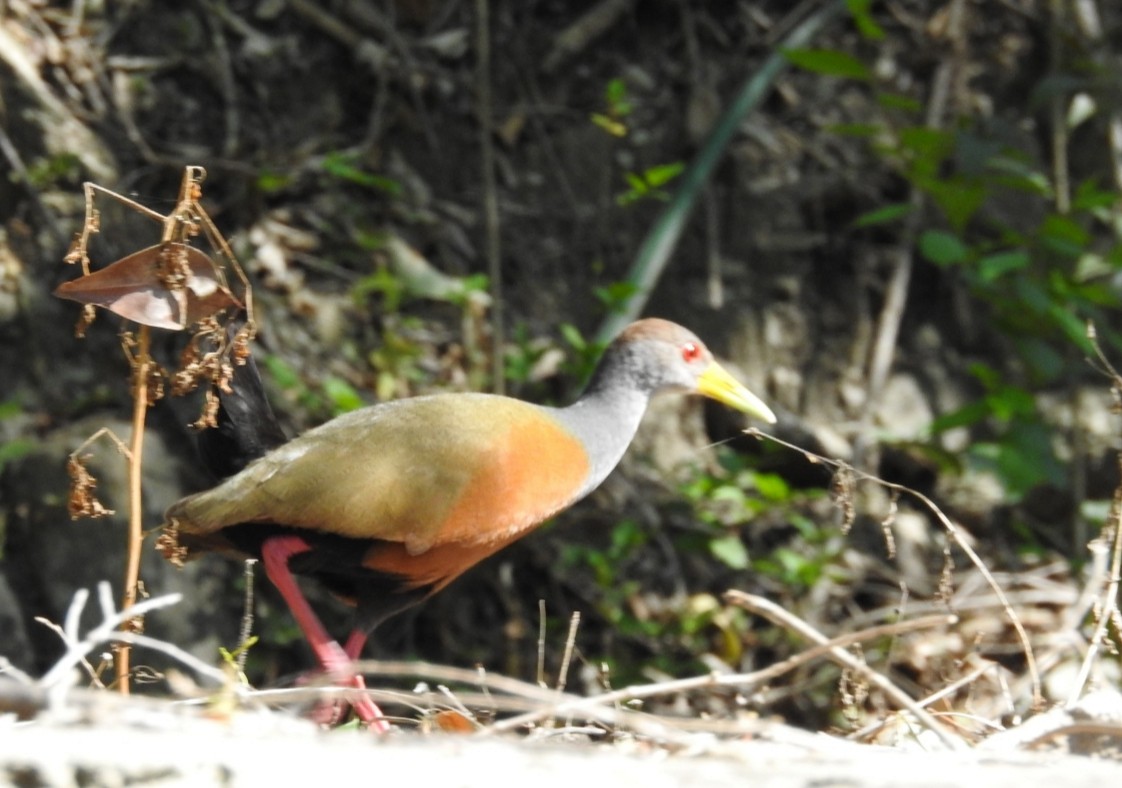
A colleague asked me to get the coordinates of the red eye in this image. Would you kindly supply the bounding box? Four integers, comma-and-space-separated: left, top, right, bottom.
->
681, 341, 701, 363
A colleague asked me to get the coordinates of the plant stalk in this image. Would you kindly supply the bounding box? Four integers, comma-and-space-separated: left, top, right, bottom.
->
117, 324, 151, 694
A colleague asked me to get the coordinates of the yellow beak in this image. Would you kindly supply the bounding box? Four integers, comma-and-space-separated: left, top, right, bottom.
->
697, 360, 776, 424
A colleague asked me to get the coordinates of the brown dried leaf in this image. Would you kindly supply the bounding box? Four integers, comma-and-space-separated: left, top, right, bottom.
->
66, 455, 114, 520
54, 243, 241, 330
430, 709, 477, 733
155, 522, 187, 567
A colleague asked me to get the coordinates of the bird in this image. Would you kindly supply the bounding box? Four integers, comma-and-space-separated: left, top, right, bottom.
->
158, 318, 776, 730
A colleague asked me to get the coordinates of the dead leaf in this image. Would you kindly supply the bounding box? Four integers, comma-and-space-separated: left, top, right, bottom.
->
54, 243, 241, 330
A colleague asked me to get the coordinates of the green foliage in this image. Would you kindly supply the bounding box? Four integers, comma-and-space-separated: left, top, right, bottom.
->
261, 355, 369, 419
320, 151, 401, 195
928, 363, 1066, 501
321, 377, 364, 414
255, 170, 292, 194
0, 438, 35, 474
218, 636, 258, 685
593, 280, 641, 314
502, 324, 548, 388
21, 153, 81, 188
353, 265, 408, 313
852, 202, 914, 228
799, 31, 1122, 506
591, 77, 632, 137
615, 162, 686, 206
845, 0, 885, 40
557, 451, 835, 678
783, 48, 871, 80
0, 398, 34, 476
557, 322, 605, 384
587, 76, 685, 206
366, 320, 427, 402
681, 454, 836, 590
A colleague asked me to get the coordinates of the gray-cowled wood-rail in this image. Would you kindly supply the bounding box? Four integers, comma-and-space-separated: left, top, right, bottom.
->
159, 318, 776, 730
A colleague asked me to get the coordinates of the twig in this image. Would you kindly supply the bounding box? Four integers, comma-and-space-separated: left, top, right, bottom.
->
1065, 326, 1122, 704
1047, 0, 1071, 215
536, 599, 547, 687
1024, 721, 1122, 749
117, 322, 151, 695
747, 427, 1044, 708
38, 584, 185, 689
1065, 457, 1122, 706
725, 591, 965, 750
557, 611, 580, 695
542, 0, 637, 73
475, 0, 504, 395
236, 559, 257, 675
853, 0, 965, 470
482, 611, 955, 736
0, 657, 35, 686
848, 661, 999, 742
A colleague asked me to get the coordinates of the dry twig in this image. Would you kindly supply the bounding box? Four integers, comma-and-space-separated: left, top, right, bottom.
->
747, 427, 1044, 709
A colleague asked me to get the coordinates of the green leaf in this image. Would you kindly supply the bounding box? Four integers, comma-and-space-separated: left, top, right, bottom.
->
709, 535, 750, 570
828, 123, 882, 137
985, 155, 1051, 196
594, 281, 640, 310
711, 485, 748, 506
876, 92, 923, 113
321, 152, 401, 195
605, 78, 631, 116
1013, 277, 1053, 315
968, 361, 1000, 389
898, 127, 953, 159
322, 377, 364, 414
852, 202, 914, 228
256, 171, 292, 194
262, 354, 301, 390
984, 385, 1036, 422
1073, 179, 1117, 212
591, 113, 628, 137
923, 177, 988, 231
970, 421, 1065, 500
976, 250, 1029, 283
752, 472, 791, 501
918, 230, 969, 266
643, 162, 685, 188
928, 399, 991, 434
1047, 303, 1093, 352
559, 323, 586, 351
1014, 337, 1065, 383
783, 48, 871, 80
846, 0, 885, 40
1040, 214, 1089, 258
0, 439, 35, 473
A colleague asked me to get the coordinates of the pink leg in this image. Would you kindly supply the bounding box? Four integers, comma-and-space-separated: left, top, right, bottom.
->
344, 629, 368, 659
261, 535, 388, 732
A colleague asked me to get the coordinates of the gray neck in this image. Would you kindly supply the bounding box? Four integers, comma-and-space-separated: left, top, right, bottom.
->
548, 381, 651, 500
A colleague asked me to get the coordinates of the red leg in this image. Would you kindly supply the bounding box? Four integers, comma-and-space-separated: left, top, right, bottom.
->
344, 629, 368, 659
261, 536, 388, 732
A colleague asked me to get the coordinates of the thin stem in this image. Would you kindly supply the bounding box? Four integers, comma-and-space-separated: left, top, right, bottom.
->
476, 0, 504, 395
117, 324, 151, 695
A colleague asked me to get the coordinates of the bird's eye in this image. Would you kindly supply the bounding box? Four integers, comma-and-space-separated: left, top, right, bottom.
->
681, 341, 702, 363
